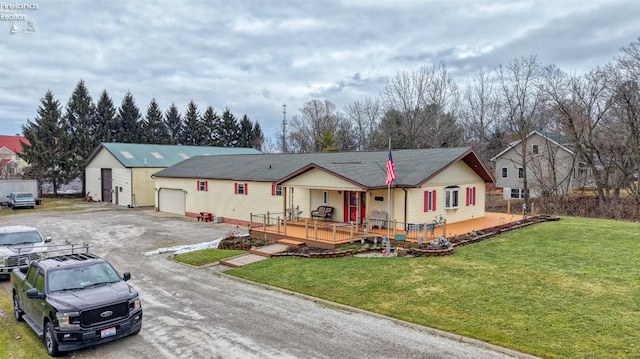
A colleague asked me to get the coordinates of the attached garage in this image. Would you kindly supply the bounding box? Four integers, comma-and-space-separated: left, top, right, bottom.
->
158, 188, 185, 215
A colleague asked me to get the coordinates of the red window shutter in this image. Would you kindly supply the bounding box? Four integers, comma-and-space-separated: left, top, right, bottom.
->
245, 183, 248, 195
466, 187, 470, 206
424, 191, 428, 212
432, 190, 436, 211
234, 183, 238, 194
205, 181, 208, 191
272, 184, 275, 196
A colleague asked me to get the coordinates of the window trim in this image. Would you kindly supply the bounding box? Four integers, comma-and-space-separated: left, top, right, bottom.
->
444, 186, 459, 209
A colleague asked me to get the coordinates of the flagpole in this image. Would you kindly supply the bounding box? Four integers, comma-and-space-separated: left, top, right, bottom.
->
386, 138, 391, 256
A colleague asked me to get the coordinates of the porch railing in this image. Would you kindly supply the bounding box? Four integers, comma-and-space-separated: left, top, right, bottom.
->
250, 212, 448, 246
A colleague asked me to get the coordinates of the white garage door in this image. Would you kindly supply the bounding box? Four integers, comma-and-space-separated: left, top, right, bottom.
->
159, 188, 185, 215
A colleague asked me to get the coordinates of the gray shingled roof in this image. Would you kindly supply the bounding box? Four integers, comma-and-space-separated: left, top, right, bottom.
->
153, 147, 492, 189
86, 143, 261, 168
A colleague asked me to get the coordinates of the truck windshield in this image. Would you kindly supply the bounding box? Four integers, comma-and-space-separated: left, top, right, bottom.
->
48, 262, 122, 292
0, 230, 43, 245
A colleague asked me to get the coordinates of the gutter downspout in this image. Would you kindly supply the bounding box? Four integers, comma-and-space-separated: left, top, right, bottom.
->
402, 188, 408, 224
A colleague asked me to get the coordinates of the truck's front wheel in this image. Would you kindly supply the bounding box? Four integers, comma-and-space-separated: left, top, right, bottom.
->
13, 293, 23, 321
45, 321, 60, 357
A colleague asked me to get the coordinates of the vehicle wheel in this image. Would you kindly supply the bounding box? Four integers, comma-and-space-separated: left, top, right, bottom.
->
13, 293, 23, 321
45, 321, 60, 357
131, 324, 141, 335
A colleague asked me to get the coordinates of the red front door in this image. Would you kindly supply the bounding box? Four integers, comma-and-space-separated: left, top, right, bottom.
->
343, 191, 366, 223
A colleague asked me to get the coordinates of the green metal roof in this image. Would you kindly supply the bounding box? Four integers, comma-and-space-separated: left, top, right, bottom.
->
153, 147, 493, 189
87, 143, 261, 168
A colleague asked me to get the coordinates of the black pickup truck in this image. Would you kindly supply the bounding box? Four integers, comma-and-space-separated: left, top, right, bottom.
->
11, 251, 143, 356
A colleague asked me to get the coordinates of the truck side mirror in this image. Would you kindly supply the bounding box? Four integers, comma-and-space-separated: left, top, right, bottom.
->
123, 272, 131, 281
26, 288, 45, 300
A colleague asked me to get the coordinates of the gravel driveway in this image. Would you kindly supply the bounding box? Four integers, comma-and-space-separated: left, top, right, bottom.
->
1, 204, 533, 359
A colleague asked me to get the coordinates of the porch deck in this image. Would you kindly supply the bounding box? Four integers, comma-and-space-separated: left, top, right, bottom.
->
250, 212, 521, 249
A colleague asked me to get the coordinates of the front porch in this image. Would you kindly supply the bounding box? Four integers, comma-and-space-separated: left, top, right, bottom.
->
249, 212, 522, 249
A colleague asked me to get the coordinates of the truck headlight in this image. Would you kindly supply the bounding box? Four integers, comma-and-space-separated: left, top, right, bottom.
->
56, 312, 80, 328
129, 297, 141, 311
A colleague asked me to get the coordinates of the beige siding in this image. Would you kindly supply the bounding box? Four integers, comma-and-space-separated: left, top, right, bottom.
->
155, 177, 287, 223
132, 167, 163, 207
399, 161, 486, 225
112, 168, 132, 207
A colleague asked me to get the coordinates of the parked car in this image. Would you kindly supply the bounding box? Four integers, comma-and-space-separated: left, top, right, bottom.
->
0, 225, 51, 278
11, 249, 142, 356
7, 192, 36, 209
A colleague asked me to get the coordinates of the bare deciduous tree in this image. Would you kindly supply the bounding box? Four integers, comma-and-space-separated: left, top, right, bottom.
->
381, 63, 461, 149
344, 97, 382, 150
288, 99, 354, 153
460, 68, 500, 161
496, 55, 545, 211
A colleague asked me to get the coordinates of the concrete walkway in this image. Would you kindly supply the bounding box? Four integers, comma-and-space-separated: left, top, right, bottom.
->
220, 243, 290, 267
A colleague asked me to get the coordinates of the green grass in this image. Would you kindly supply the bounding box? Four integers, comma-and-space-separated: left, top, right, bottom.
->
0, 198, 85, 217
227, 217, 640, 359
174, 249, 246, 266
0, 288, 48, 358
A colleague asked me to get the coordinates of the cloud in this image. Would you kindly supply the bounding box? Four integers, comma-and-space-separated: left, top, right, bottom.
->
1, 0, 639, 143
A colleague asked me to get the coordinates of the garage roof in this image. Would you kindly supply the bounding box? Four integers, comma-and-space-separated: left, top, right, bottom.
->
86, 143, 261, 168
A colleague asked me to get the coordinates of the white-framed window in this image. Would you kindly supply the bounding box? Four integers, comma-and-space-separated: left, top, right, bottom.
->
501, 167, 508, 178
323, 191, 328, 204
234, 183, 248, 195
518, 167, 524, 179
272, 184, 283, 196
510, 188, 528, 199
444, 186, 459, 209
532, 144, 539, 154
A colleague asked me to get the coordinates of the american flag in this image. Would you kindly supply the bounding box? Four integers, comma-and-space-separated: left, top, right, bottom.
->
386, 149, 396, 186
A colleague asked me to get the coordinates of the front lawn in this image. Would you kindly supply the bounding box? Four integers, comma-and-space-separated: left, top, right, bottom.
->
227, 217, 640, 359
174, 249, 246, 266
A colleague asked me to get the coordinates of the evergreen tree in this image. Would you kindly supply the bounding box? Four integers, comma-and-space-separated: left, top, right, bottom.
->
200, 106, 220, 146
237, 114, 254, 148
182, 100, 205, 145
219, 108, 240, 147
63, 79, 95, 194
251, 121, 264, 151
95, 89, 117, 143
164, 103, 182, 145
143, 99, 170, 144
115, 91, 142, 143
21, 91, 68, 195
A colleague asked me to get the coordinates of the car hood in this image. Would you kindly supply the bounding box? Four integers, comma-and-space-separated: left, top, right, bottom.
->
0, 243, 47, 256
48, 281, 137, 312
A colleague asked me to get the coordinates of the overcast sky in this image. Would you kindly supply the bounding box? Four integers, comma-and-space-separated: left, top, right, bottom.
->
2, 0, 640, 145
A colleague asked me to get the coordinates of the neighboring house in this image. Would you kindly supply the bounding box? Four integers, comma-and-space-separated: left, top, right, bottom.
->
490, 131, 593, 199
0, 135, 30, 179
85, 143, 261, 207
152, 147, 493, 227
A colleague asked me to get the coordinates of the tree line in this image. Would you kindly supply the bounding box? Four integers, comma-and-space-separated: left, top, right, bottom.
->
21, 80, 264, 194
282, 37, 640, 219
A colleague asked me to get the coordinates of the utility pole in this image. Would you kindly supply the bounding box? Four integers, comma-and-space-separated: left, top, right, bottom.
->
281, 104, 288, 153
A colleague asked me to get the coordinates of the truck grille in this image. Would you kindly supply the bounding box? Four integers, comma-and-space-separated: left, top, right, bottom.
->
6, 253, 41, 268
80, 302, 129, 327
